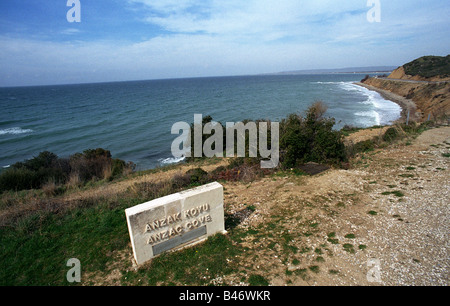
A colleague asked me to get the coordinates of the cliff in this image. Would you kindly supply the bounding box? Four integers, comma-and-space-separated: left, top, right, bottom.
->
388, 65, 450, 82
362, 55, 450, 121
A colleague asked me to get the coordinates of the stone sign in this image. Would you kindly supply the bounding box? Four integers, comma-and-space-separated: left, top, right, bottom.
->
125, 182, 226, 265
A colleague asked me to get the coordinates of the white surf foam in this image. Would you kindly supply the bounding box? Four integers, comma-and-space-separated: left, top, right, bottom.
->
354, 110, 381, 126
160, 155, 186, 165
0, 127, 34, 136
339, 82, 401, 126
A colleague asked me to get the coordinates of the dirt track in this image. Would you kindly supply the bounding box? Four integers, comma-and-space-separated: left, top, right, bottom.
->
219, 126, 449, 285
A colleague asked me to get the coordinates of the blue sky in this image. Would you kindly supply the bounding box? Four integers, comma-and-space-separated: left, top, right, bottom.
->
0, 0, 449, 87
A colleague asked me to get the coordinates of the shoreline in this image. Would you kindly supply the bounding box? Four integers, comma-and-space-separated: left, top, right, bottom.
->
354, 81, 417, 123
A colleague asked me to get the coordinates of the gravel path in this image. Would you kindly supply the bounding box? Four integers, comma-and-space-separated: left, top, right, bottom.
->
222, 126, 449, 286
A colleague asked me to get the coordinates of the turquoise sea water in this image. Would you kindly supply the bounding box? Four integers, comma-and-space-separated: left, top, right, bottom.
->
0, 74, 401, 170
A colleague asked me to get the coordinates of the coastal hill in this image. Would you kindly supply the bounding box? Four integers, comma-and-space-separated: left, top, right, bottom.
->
361, 55, 450, 121
390, 55, 450, 82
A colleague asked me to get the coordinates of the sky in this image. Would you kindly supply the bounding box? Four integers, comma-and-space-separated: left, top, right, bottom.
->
0, 0, 449, 87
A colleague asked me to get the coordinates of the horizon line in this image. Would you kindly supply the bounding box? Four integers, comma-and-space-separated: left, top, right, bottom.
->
0, 66, 397, 89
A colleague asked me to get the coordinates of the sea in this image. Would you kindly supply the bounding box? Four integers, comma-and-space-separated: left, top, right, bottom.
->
0, 74, 401, 171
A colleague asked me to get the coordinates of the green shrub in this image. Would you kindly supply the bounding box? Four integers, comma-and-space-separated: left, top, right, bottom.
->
0, 152, 68, 192
185, 168, 208, 184
0, 148, 132, 193
352, 139, 375, 154
0, 168, 36, 191
403, 55, 450, 78
279, 102, 347, 168
382, 127, 399, 142
184, 102, 347, 169
248, 274, 269, 286
69, 148, 113, 182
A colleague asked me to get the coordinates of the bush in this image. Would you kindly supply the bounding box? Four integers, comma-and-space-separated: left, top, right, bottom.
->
185, 168, 208, 184
69, 148, 113, 182
184, 102, 346, 170
0, 152, 68, 192
279, 102, 347, 168
0, 148, 132, 193
353, 139, 375, 153
0, 168, 37, 191
403, 55, 450, 78
382, 127, 399, 142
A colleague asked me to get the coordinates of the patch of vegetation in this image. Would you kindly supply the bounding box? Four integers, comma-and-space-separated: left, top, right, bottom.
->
399, 174, 414, 178
248, 274, 270, 286
294, 268, 308, 280
309, 222, 320, 228
382, 190, 405, 197
314, 248, 323, 255
368, 210, 378, 216
279, 102, 347, 168
0, 198, 133, 285
292, 258, 300, 266
0, 149, 134, 193
308, 265, 320, 274
344, 234, 356, 239
327, 238, 339, 244
403, 55, 450, 78
315, 256, 325, 263
124, 233, 241, 286
352, 139, 375, 153
343, 244, 355, 254
300, 247, 311, 254
186, 102, 348, 171
1, 159, 263, 285
382, 127, 399, 143
185, 167, 209, 185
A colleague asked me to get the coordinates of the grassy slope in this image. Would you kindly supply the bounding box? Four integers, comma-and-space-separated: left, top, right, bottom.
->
403, 55, 450, 78
0, 123, 437, 286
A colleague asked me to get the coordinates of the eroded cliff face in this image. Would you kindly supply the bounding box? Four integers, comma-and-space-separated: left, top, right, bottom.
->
363, 76, 450, 120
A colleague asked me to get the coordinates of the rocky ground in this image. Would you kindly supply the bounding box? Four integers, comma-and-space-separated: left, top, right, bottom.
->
217, 126, 449, 286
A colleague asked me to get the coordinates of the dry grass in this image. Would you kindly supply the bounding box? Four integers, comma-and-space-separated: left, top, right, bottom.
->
67, 172, 81, 188
42, 180, 57, 197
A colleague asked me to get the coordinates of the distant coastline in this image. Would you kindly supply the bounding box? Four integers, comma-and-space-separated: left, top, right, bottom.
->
263, 66, 396, 76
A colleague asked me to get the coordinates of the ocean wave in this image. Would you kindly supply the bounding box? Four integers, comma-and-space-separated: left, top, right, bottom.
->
312, 81, 340, 85
340, 82, 401, 125
0, 127, 34, 136
337, 81, 368, 92
159, 155, 186, 165
354, 110, 381, 126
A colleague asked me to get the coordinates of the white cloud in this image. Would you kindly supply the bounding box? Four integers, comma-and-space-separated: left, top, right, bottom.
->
1, 0, 449, 86
129, 0, 367, 40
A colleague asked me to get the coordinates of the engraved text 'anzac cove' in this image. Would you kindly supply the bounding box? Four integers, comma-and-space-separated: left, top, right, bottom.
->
145, 203, 212, 245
